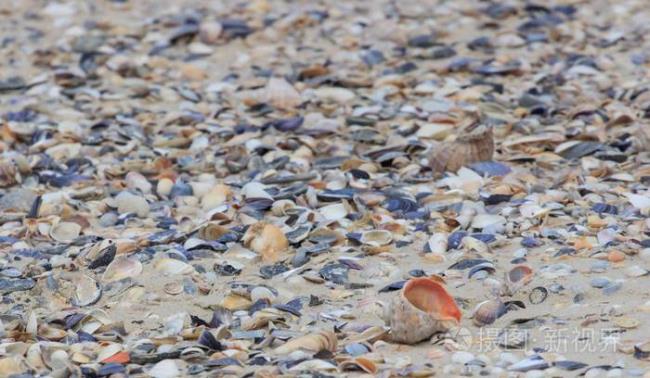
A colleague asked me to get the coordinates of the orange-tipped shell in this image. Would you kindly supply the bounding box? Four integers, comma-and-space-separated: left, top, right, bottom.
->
386, 278, 461, 344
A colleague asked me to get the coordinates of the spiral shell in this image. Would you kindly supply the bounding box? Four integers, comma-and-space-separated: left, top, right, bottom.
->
385, 278, 461, 344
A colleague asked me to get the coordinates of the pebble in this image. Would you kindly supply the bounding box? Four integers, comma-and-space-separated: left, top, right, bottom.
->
590, 277, 611, 288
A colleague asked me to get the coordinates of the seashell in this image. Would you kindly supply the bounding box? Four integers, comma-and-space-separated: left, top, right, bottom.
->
472, 299, 507, 326
529, 286, 548, 304
427, 232, 448, 254
50, 221, 81, 242
250, 286, 276, 303
221, 293, 252, 311
73, 274, 102, 307
157, 178, 174, 197
242, 222, 288, 263
125, 171, 152, 193
271, 199, 296, 216
264, 77, 302, 110
318, 203, 348, 221
0, 357, 25, 376
154, 258, 195, 275
96, 343, 123, 362
385, 278, 461, 344
164, 282, 184, 295
199, 21, 223, 44
241, 182, 273, 200
462, 236, 490, 254
359, 230, 393, 247
273, 330, 337, 355
339, 357, 378, 374
180, 347, 206, 361
507, 265, 534, 285
625, 192, 650, 215
468, 262, 496, 279
115, 190, 150, 217
471, 214, 506, 230
102, 256, 143, 282
314, 87, 356, 103
197, 223, 229, 241
344, 326, 389, 344
201, 184, 232, 210
430, 121, 494, 174
88, 243, 117, 270
149, 359, 181, 378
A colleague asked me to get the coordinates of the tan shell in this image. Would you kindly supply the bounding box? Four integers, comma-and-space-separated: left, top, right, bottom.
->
430, 122, 494, 174
385, 278, 461, 344
339, 357, 378, 374
242, 222, 288, 263
264, 77, 302, 110
274, 330, 337, 355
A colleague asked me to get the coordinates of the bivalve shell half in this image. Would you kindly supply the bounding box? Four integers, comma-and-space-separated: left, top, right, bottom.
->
507, 265, 534, 285
242, 222, 288, 263
50, 221, 81, 242
472, 299, 507, 326
102, 256, 143, 282
273, 330, 337, 355
386, 278, 461, 344
360, 230, 393, 247
154, 258, 195, 275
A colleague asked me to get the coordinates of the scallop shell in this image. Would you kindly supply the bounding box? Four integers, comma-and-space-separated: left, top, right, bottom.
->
385, 278, 461, 344
273, 330, 337, 355
472, 299, 507, 326
50, 221, 81, 242
242, 222, 288, 263
430, 123, 494, 174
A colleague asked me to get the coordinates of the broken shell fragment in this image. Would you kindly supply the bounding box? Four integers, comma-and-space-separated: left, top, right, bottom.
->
73, 274, 102, 307
385, 278, 461, 344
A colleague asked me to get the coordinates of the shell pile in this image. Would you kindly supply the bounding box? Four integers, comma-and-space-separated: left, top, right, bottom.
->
1, 0, 650, 376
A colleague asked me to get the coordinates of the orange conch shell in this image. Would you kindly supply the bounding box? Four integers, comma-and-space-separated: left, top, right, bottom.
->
385, 278, 461, 344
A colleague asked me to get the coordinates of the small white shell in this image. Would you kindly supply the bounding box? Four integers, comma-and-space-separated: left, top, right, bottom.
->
50, 222, 81, 242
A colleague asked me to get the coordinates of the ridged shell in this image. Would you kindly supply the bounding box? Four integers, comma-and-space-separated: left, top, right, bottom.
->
386, 278, 461, 344
430, 124, 494, 174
